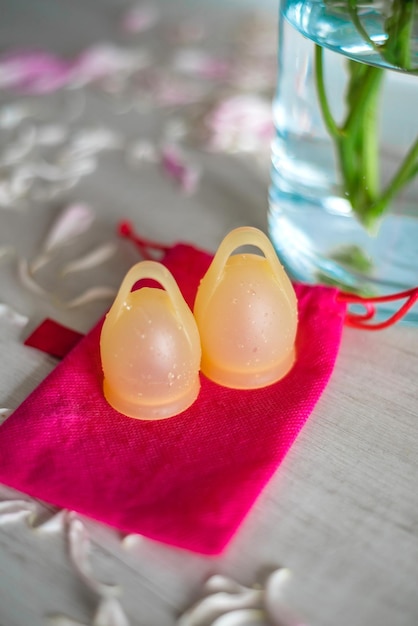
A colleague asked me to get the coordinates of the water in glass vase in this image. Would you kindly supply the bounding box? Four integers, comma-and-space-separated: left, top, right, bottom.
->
269, 0, 418, 323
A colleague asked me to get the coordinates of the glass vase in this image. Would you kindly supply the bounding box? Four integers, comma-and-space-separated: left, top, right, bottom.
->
269, 0, 418, 324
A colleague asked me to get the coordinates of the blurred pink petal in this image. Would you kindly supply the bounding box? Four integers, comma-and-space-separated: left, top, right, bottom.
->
0, 303, 27, 327
120, 4, 159, 34
30, 203, 95, 272
160, 144, 200, 195
18, 258, 50, 296
229, 58, 277, 91
60, 286, 117, 309
205, 95, 274, 153
74, 44, 150, 84
0, 45, 151, 93
0, 51, 73, 93
61, 242, 117, 276
172, 49, 230, 80
140, 70, 207, 106
165, 19, 206, 44
42, 203, 95, 252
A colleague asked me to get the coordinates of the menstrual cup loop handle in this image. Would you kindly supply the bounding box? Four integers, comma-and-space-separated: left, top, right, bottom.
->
105, 260, 189, 327
201, 226, 293, 304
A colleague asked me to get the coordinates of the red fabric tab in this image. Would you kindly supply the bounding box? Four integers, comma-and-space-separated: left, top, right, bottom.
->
24, 318, 84, 359
0, 242, 346, 554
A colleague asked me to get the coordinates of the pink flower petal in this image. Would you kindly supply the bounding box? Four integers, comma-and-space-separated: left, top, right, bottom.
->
173, 49, 230, 80
165, 19, 206, 44
29, 203, 95, 272
0, 51, 73, 93
120, 4, 160, 34
160, 144, 200, 195
205, 95, 274, 153
74, 44, 150, 84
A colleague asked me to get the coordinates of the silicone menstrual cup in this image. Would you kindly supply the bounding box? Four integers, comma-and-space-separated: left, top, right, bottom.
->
100, 260, 201, 420
193, 227, 298, 389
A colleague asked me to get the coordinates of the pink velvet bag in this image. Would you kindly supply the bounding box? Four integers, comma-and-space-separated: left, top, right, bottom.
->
0, 240, 346, 554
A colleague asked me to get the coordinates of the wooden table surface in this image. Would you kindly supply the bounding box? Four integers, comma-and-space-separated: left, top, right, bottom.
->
0, 1, 417, 625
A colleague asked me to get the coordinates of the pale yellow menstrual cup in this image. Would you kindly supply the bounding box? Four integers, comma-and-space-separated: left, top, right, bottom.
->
193, 227, 298, 389
100, 260, 201, 420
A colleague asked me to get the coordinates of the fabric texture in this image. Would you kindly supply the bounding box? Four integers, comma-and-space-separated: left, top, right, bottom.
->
0, 242, 346, 554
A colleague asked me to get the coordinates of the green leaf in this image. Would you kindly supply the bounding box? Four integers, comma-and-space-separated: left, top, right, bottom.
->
329, 244, 374, 273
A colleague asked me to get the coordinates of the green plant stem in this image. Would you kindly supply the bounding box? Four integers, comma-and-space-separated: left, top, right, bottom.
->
341, 61, 384, 225
383, 0, 415, 70
314, 44, 342, 138
347, 0, 381, 57
367, 136, 418, 221
314, 44, 418, 231
329, 0, 418, 72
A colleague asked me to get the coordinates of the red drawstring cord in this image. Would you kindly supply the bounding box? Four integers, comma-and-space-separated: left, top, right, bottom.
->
118, 221, 170, 260
337, 287, 418, 330
118, 220, 418, 330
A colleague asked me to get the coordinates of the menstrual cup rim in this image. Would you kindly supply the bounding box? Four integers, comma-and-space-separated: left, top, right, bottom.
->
200, 346, 296, 390
103, 375, 201, 420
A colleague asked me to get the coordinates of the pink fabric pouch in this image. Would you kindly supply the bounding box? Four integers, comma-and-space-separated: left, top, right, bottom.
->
0, 241, 346, 554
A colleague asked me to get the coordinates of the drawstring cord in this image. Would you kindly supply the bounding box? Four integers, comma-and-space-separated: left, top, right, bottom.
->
337, 287, 418, 330
118, 221, 170, 260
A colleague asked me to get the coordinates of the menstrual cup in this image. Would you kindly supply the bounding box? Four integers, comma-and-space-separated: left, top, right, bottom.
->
193, 226, 298, 389
100, 260, 201, 420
